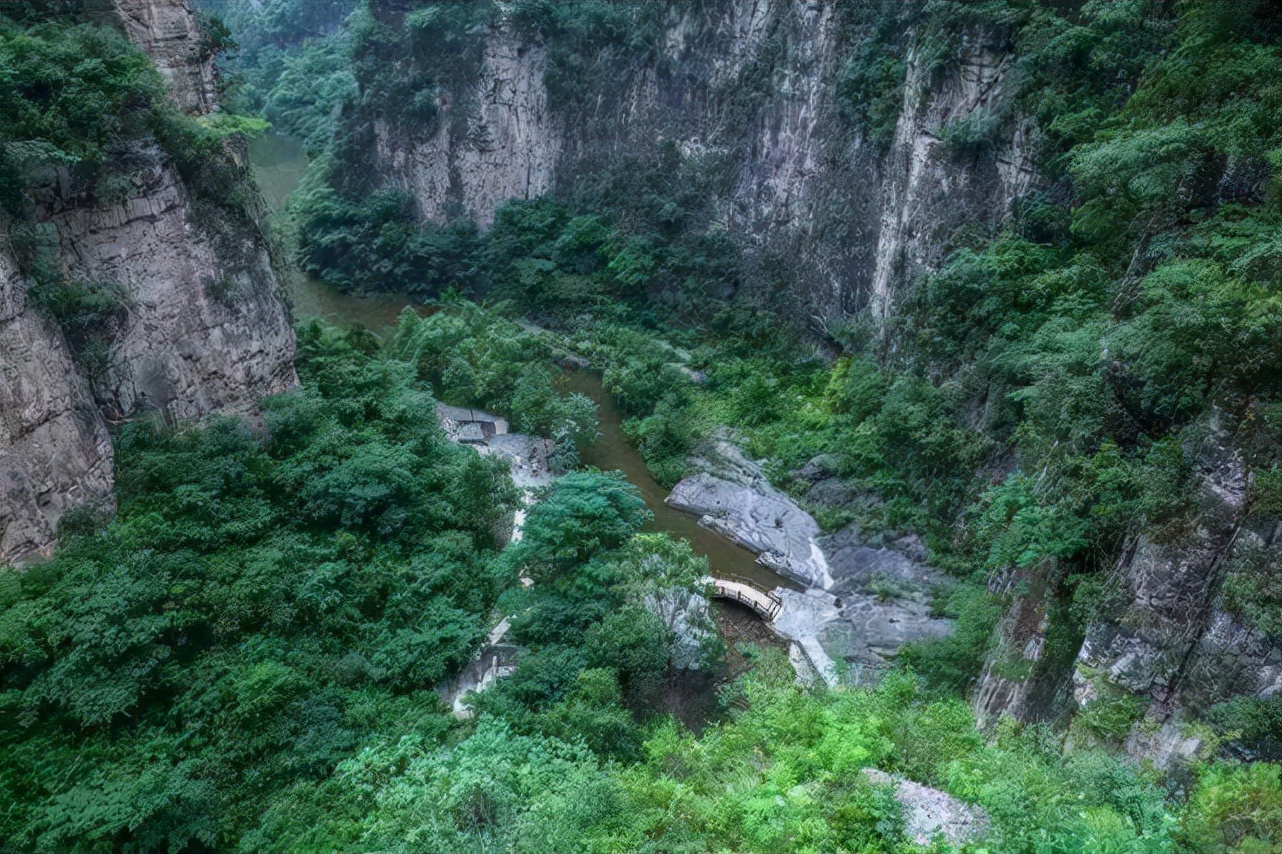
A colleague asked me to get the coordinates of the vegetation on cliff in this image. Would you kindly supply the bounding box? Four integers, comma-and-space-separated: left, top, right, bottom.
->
2, 0, 1281, 850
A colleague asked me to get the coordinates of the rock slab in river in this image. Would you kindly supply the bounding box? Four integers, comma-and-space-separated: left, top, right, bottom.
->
666, 436, 831, 589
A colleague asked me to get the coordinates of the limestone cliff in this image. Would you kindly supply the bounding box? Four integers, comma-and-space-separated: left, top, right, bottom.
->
1071, 419, 1282, 760
357, 0, 1035, 320
39, 149, 297, 420
109, 0, 221, 114
0, 1, 296, 563
0, 237, 114, 559
974, 416, 1282, 760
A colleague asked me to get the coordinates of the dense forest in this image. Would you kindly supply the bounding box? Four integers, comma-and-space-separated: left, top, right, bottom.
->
2, 0, 1280, 851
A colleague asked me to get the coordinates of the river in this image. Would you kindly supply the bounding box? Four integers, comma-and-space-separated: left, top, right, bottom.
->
248, 134, 793, 595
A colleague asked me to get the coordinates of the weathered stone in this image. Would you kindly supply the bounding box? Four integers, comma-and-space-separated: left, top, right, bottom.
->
110, 0, 220, 113
864, 768, 990, 847
0, 241, 114, 560
667, 434, 831, 588
362, 1, 1036, 319
43, 153, 297, 420
793, 454, 841, 484
1072, 415, 1259, 723
0, 0, 296, 563
802, 478, 853, 510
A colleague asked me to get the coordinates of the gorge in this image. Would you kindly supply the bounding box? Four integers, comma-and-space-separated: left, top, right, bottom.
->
1, 0, 1279, 851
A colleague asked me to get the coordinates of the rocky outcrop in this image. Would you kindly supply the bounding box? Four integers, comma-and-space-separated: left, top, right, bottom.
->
358, 0, 1036, 320
374, 34, 560, 229
671, 435, 955, 684
30, 0, 219, 113
39, 153, 297, 419
0, 238, 114, 559
1072, 419, 1282, 733
667, 434, 831, 588
869, 35, 1036, 318
108, 0, 220, 114
971, 416, 1282, 756
971, 566, 1072, 727
864, 768, 990, 848
0, 0, 296, 563
820, 525, 955, 668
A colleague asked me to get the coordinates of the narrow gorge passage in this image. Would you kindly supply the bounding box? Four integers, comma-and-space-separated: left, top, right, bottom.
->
250, 133, 798, 601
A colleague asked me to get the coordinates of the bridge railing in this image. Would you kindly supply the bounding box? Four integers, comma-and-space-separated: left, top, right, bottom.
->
711, 579, 783, 621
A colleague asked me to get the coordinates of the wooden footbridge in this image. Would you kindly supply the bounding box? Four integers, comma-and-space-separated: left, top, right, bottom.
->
711, 577, 784, 621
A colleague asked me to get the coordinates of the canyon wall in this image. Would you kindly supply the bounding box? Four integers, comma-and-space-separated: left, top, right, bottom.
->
359, 0, 1035, 320
0, 0, 296, 563
974, 415, 1282, 762
0, 236, 114, 559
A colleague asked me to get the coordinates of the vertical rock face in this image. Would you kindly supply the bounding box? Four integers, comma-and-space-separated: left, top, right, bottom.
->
1072, 420, 1281, 725
868, 35, 1036, 318
0, 238, 114, 559
28, 0, 218, 113
41, 152, 298, 419
361, 0, 1035, 320
0, 0, 296, 563
108, 0, 220, 113
972, 416, 1282, 755
375, 33, 560, 228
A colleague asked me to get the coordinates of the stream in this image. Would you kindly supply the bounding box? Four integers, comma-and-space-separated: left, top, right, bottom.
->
249, 134, 794, 597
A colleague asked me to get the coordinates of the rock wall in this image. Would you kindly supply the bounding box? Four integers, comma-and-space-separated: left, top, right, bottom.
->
0, 237, 114, 559
360, 0, 1036, 320
40, 151, 297, 419
868, 33, 1036, 318
374, 33, 559, 229
973, 415, 1282, 758
28, 0, 218, 113
108, 0, 221, 114
0, 0, 296, 563
1071, 419, 1282, 741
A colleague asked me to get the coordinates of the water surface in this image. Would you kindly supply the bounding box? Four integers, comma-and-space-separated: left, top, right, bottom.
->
249, 134, 412, 330
565, 371, 798, 594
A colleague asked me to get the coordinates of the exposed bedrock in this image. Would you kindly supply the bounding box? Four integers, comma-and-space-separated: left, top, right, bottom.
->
0, 240, 114, 560
0, 0, 296, 563
667, 435, 832, 589
1072, 418, 1282, 731
864, 768, 990, 848
669, 436, 955, 684
973, 414, 1282, 760
39, 152, 298, 420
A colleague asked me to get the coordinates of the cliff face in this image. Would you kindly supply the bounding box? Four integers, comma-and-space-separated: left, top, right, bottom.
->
39, 151, 297, 419
109, 0, 220, 114
1071, 420, 1282, 760
0, 239, 114, 559
974, 417, 1282, 760
361, 0, 1035, 319
373, 32, 559, 230
0, 0, 296, 563
868, 34, 1035, 318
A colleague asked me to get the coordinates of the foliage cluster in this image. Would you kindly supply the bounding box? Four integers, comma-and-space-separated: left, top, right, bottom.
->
4, 333, 1280, 850
0, 12, 267, 219
0, 324, 525, 848
387, 303, 600, 470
